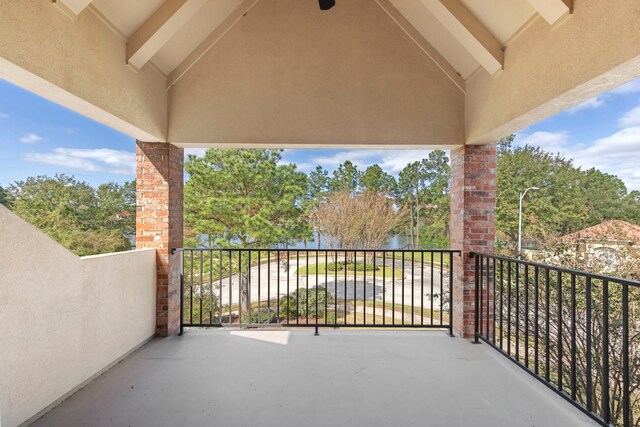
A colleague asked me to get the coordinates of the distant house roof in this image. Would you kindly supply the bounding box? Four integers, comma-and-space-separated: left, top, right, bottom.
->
559, 220, 640, 244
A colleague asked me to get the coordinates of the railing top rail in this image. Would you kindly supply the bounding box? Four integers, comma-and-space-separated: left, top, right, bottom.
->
172, 247, 462, 254
471, 251, 640, 288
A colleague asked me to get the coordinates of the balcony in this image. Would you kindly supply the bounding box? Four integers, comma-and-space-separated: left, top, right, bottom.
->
29, 330, 596, 427
3, 1, 640, 426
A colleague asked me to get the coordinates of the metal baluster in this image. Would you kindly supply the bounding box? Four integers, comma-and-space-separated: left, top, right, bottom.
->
209, 250, 213, 324
383, 251, 386, 326
402, 252, 405, 325
479, 256, 484, 338
545, 268, 550, 381
228, 250, 232, 324
306, 251, 309, 326
500, 260, 504, 351
392, 252, 395, 325
492, 257, 496, 345
325, 250, 328, 326
515, 261, 520, 362
507, 261, 511, 355
411, 251, 415, 325
364, 250, 368, 323
238, 251, 242, 324
602, 279, 610, 424
372, 250, 376, 326
586, 276, 593, 412
297, 251, 300, 325
421, 251, 424, 326
354, 250, 357, 325
431, 252, 434, 326
571, 274, 577, 400
534, 266, 539, 375
179, 250, 184, 335
276, 249, 280, 323
524, 263, 529, 367
622, 283, 630, 427
557, 271, 563, 391
344, 251, 348, 324
474, 254, 480, 343
335, 250, 338, 326
440, 252, 444, 325
315, 250, 319, 335
190, 250, 194, 325
268, 250, 272, 324
448, 253, 454, 337
486, 256, 490, 340
218, 250, 223, 325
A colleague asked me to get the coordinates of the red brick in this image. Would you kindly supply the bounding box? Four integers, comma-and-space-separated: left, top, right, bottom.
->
450, 144, 496, 338
136, 141, 184, 337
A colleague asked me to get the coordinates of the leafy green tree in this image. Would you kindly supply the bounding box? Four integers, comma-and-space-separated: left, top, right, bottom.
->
95, 181, 136, 240
184, 149, 311, 313
305, 165, 331, 248
8, 175, 134, 256
581, 168, 636, 225
329, 161, 361, 194
360, 164, 396, 195
497, 144, 588, 248
496, 138, 640, 252
0, 185, 10, 208
420, 150, 451, 247
184, 149, 311, 248
398, 161, 427, 247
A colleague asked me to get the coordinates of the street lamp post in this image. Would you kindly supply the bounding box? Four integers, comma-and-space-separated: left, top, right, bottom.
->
518, 187, 540, 258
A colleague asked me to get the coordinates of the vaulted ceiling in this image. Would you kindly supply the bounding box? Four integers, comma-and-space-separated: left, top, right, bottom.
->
57, 0, 573, 88
8, 0, 638, 147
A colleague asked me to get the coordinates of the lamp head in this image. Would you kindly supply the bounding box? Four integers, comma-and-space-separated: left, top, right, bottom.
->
319, 0, 336, 10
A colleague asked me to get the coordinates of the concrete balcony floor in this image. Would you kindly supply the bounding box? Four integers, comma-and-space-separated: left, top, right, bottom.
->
31, 330, 597, 427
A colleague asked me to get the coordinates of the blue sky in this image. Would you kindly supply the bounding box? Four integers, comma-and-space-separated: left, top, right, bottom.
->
1, 77, 640, 190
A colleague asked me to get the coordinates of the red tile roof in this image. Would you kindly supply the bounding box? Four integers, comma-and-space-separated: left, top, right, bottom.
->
559, 220, 640, 243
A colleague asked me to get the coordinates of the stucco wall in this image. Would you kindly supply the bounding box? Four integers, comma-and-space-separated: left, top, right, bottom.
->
0, 206, 156, 427
0, 0, 167, 142
465, 0, 640, 144
168, 0, 465, 148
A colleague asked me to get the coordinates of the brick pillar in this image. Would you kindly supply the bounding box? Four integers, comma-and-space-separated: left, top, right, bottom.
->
450, 144, 496, 338
136, 141, 184, 337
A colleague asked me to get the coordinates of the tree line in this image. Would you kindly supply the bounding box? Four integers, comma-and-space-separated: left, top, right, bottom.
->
1, 138, 638, 256
0, 175, 135, 256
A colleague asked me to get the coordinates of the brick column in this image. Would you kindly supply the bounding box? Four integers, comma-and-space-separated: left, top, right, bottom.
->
450, 144, 496, 338
136, 141, 184, 337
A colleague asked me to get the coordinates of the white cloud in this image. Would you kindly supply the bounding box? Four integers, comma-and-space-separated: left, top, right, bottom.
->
514, 131, 569, 153
610, 78, 640, 95
24, 148, 135, 175
20, 133, 43, 144
0, 113, 8, 119
571, 127, 640, 167
513, 128, 640, 190
565, 96, 605, 114
618, 106, 640, 127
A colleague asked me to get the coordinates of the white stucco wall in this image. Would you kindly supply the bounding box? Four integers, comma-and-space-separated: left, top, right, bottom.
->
0, 206, 156, 427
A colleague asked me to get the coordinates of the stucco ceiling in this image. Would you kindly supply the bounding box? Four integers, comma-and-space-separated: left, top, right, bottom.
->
71, 0, 568, 85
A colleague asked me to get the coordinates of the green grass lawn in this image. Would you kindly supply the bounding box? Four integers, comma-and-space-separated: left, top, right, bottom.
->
389, 251, 451, 269
296, 262, 403, 278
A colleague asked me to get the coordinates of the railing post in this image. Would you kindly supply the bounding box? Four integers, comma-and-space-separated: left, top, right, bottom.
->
473, 252, 480, 344
179, 249, 184, 336
448, 251, 454, 337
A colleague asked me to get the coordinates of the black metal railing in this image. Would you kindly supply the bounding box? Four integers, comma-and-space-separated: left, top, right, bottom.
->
472, 252, 640, 427
177, 249, 460, 335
